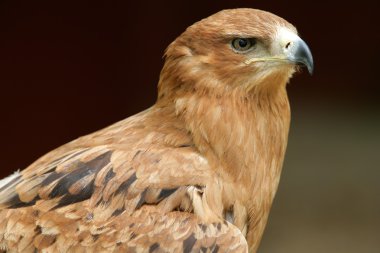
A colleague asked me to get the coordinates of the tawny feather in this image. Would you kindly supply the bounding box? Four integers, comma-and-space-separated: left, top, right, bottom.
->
0, 8, 313, 253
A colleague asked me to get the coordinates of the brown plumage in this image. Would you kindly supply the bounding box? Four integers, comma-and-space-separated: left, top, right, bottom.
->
0, 8, 313, 253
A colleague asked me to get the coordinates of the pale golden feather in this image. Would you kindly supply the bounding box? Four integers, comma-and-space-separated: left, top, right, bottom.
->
0, 8, 313, 253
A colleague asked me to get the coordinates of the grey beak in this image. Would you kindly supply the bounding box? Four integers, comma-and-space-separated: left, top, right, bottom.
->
288, 38, 314, 75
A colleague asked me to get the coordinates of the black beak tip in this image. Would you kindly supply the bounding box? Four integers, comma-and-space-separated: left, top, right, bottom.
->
306, 60, 314, 75
297, 51, 314, 75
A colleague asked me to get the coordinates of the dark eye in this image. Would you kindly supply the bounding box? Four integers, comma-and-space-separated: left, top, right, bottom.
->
231, 38, 256, 52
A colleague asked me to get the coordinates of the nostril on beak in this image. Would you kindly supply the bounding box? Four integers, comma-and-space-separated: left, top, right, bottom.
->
285, 42, 292, 49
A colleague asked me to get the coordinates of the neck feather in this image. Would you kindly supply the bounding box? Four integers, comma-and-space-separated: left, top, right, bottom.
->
172, 83, 290, 185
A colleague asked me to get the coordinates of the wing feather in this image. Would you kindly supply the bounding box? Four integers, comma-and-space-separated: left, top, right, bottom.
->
0, 142, 247, 252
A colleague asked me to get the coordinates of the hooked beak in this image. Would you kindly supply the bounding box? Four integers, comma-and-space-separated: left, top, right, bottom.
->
286, 37, 314, 74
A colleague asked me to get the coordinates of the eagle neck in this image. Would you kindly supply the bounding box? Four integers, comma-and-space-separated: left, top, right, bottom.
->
173, 84, 291, 248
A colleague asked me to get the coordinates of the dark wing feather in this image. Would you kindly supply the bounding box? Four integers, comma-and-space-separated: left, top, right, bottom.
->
0, 147, 111, 209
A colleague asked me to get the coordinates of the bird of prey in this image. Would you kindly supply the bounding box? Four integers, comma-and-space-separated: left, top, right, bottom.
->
0, 8, 313, 253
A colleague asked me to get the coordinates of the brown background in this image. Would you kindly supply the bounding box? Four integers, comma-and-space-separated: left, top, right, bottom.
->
0, 1, 379, 252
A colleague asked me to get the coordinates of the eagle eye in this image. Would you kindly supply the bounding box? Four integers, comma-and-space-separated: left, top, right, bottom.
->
231, 38, 256, 52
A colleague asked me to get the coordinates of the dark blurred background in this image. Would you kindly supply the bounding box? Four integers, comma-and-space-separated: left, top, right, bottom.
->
0, 1, 379, 252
